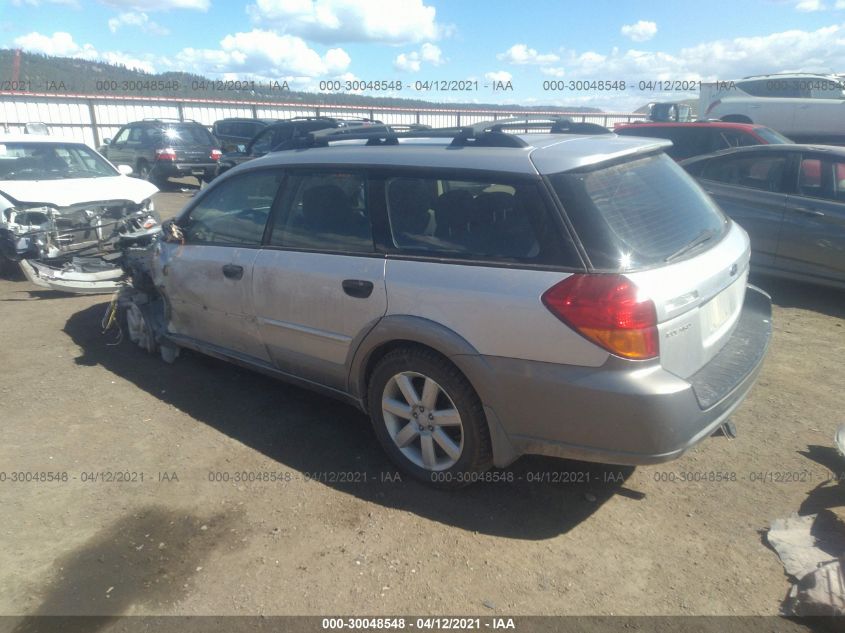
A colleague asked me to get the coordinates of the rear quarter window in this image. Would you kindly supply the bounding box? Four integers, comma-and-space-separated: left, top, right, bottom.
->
550, 153, 728, 271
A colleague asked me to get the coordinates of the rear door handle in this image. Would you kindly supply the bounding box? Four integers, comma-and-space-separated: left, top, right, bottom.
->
222, 264, 244, 280
342, 279, 374, 298
792, 206, 825, 217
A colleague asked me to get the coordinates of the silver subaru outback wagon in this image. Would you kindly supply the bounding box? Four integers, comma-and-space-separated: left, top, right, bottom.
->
121, 122, 772, 488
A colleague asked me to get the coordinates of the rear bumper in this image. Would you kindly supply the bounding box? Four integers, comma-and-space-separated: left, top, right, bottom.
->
466, 285, 772, 467
152, 162, 217, 179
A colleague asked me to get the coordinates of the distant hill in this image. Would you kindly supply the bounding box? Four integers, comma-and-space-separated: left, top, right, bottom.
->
0, 49, 603, 113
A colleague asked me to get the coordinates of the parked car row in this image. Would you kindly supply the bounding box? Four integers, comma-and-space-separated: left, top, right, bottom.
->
97, 116, 399, 188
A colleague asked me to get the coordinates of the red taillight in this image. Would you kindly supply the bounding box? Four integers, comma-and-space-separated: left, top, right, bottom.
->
210, 149, 222, 161
542, 274, 659, 360
703, 99, 721, 117
155, 148, 176, 161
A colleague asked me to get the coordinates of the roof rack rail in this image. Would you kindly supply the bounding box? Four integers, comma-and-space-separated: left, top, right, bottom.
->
291, 115, 611, 151
476, 116, 611, 135
299, 124, 531, 149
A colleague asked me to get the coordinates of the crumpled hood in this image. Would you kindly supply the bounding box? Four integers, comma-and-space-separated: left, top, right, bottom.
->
0, 176, 158, 207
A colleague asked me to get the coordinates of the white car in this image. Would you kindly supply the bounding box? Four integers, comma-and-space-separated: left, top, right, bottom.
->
700, 73, 845, 142
0, 134, 160, 292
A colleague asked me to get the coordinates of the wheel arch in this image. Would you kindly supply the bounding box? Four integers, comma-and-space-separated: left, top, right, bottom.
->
347, 315, 520, 468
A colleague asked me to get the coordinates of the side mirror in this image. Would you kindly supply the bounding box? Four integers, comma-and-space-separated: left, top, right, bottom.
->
116, 164, 133, 176
103, 138, 112, 145
160, 218, 184, 243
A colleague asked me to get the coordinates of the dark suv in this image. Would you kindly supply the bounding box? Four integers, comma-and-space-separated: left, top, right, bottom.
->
101, 119, 222, 186
215, 117, 386, 178
212, 118, 281, 153
614, 121, 791, 161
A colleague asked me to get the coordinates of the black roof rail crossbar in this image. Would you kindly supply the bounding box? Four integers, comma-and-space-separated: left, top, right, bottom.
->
297, 125, 531, 149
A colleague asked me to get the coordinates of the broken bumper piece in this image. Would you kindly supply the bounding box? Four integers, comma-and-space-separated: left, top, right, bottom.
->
19, 257, 125, 294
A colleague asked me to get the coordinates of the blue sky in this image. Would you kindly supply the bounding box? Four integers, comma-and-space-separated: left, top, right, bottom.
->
4, 0, 845, 111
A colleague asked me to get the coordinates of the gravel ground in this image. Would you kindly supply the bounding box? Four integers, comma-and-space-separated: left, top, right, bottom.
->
0, 186, 843, 619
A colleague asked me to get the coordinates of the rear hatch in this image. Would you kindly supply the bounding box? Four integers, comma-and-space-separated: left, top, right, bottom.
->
548, 152, 750, 379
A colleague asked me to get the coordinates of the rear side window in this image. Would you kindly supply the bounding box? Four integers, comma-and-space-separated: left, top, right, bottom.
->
385, 176, 573, 264
550, 153, 727, 271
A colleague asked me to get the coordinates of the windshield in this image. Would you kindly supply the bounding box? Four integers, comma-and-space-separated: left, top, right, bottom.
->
549, 153, 728, 271
755, 127, 793, 144
0, 142, 118, 180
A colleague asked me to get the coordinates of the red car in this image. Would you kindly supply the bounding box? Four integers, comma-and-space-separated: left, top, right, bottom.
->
614, 121, 792, 161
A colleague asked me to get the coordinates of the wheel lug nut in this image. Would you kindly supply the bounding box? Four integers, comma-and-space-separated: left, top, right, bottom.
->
428, 413, 433, 420
418, 424, 424, 431
427, 425, 433, 431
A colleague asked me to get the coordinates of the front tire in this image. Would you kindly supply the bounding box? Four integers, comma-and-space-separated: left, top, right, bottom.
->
367, 348, 493, 488
136, 160, 151, 180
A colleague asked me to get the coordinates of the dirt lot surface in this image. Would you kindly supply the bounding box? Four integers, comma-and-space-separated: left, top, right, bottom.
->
1, 186, 844, 619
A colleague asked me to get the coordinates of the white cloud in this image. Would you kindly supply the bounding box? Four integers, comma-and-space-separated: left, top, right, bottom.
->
540, 67, 566, 78
11, 0, 79, 6
108, 12, 169, 35
393, 42, 442, 72
170, 29, 351, 78
14, 31, 84, 56
99, 0, 209, 10
795, 0, 825, 11
420, 42, 442, 64
394, 52, 420, 72
484, 70, 512, 83
836, 0, 845, 8
13, 31, 155, 72
247, 0, 443, 43
554, 23, 845, 90
497, 43, 559, 65
620, 20, 657, 42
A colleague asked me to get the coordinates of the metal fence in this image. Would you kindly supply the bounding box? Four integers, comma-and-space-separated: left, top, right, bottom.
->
0, 92, 647, 147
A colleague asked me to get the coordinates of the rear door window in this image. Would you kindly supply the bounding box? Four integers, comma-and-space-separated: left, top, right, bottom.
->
384, 176, 576, 265
797, 156, 845, 201
549, 153, 728, 270
268, 171, 374, 253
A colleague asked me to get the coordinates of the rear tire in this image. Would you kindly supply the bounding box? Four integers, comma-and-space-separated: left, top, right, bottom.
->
367, 347, 493, 488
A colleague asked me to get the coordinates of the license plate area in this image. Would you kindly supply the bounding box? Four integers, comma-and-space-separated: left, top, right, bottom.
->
700, 275, 745, 344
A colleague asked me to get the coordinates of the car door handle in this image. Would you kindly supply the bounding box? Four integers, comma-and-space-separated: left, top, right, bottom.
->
342, 279, 374, 298
222, 264, 244, 280
792, 206, 825, 217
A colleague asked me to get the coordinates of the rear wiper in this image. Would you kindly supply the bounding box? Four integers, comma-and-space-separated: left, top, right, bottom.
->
665, 228, 716, 263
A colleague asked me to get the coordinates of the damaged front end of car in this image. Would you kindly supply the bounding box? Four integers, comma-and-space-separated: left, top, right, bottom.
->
0, 193, 161, 294
113, 222, 181, 363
